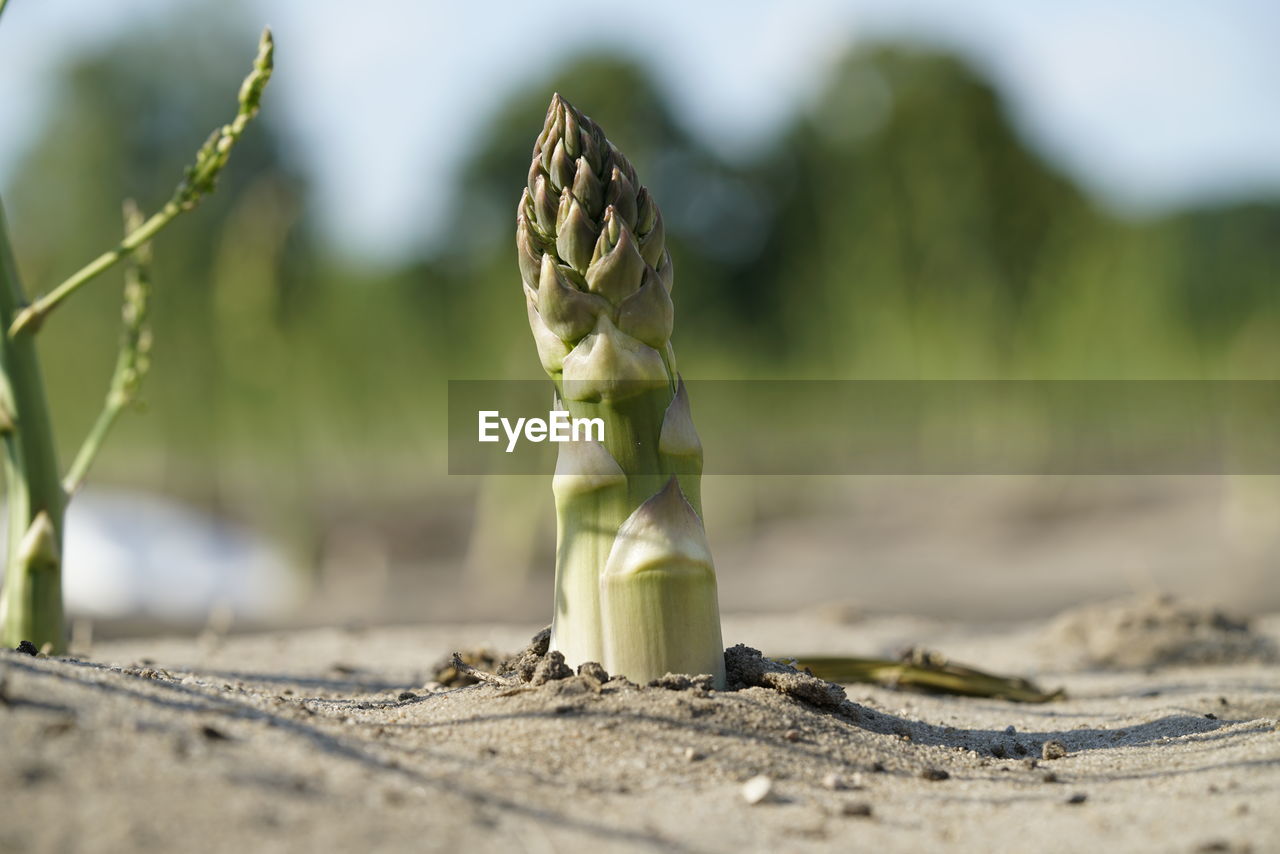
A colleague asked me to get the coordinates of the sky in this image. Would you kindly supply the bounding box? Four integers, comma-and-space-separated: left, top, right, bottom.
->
1, 0, 1279, 264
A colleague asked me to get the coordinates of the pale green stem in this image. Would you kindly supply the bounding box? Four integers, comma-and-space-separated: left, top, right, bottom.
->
62, 202, 152, 497
63, 242, 150, 495
551, 472, 630, 664
63, 400, 121, 498
0, 202, 66, 651
11, 205, 171, 337
549, 383, 674, 663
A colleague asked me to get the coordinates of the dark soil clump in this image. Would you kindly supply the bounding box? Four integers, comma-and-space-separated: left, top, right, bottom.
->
724, 644, 848, 710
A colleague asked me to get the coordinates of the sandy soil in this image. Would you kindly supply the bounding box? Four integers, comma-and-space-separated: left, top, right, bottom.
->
1, 600, 1278, 854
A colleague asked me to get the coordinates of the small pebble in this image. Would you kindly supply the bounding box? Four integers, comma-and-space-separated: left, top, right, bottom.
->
1205, 712, 1218, 720
841, 802, 873, 818
1042, 740, 1068, 760
1066, 792, 1087, 805
920, 768, 949, 781
741, 775, 774, 805
398, 691, 417, 701
822, 772, 858, 791
1004, 725, 1017, 735
1042, 772, 1059, 783
683, 748, 704, 762
783, 729, 802, 742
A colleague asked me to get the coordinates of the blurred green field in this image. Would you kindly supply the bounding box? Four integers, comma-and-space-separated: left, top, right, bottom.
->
2, 13, 1277, 620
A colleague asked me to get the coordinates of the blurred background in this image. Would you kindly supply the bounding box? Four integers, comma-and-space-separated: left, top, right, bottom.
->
0, 0, 1277, 637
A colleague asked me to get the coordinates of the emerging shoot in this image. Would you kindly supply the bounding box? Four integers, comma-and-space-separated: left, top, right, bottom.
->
518, 95, 724, 686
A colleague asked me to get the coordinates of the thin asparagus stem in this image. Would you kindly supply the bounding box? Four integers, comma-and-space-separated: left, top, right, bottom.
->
0, 204, 65, 650
63, 201, 153, 497
8, 27, 274, 338
0, 26, 275, 652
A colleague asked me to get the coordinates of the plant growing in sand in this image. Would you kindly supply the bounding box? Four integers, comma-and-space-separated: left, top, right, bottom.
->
517, 95, 725, 686
0, 11, 274, 652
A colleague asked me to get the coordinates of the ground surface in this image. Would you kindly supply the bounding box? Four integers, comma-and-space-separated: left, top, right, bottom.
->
1, 601, 1278, 853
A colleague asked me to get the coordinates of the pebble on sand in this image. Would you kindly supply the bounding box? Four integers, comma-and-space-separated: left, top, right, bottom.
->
822, 772, 863, 791
1042, 740, 1069, 760
741, 775, 775, 805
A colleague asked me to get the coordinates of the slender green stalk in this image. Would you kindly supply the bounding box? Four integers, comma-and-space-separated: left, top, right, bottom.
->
519, 95, 724, 685
63, 201, 153, 496
0, 204, 66, 651
8, 27, 274, 338
0, 28, 274, 651
0, 0, 11, 24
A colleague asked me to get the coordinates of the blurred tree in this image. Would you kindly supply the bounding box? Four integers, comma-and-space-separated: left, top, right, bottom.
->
750, 47, 1099, 376
1166, 203, 1280, 349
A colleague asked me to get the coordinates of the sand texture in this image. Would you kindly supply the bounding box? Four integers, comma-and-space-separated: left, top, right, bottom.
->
2, 601, 1278, 853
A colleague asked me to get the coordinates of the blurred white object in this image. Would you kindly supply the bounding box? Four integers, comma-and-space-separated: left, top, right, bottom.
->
4, 488, 300, 621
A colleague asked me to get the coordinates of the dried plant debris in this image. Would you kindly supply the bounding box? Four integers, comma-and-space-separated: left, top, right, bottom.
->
1038, 595, 1278, 670
433, 627, 553, 687
790, 648, 1064, 703
432, 647, 507, 687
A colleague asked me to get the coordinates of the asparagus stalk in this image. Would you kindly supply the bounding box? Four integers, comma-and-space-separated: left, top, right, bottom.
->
0, 205, 65, 651
63, 201, 154, 498
518, 95, 724, 686
0, 27, 273, 651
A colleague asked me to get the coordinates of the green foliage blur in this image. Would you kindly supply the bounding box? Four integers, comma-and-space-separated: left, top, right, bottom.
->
4, 17, 1278, 574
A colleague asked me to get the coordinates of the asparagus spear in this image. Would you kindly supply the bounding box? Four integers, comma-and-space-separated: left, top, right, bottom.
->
517, 95, 724, 686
